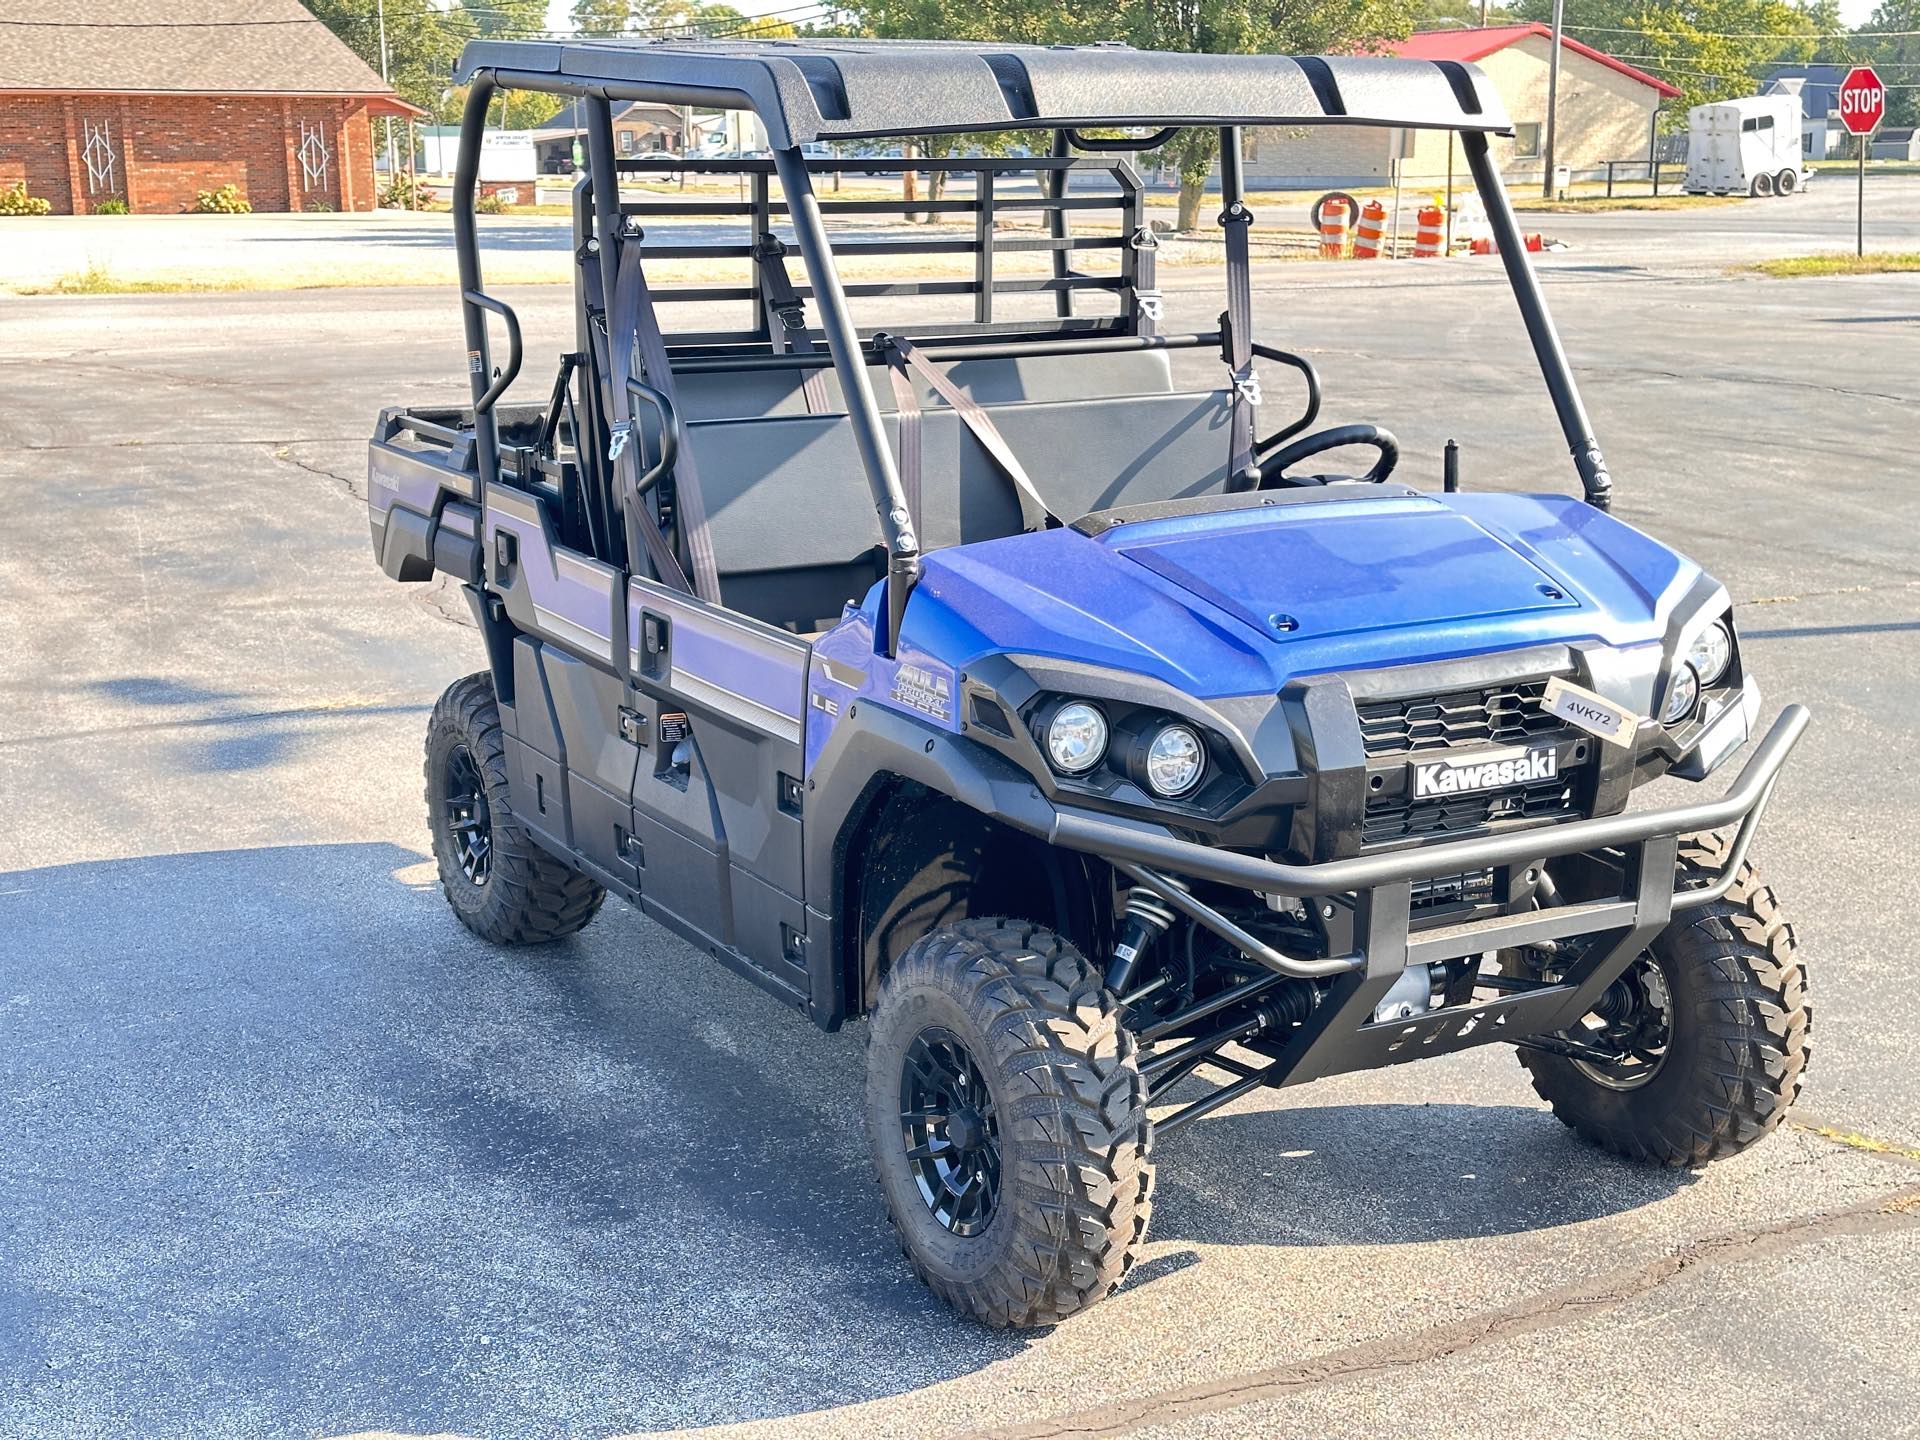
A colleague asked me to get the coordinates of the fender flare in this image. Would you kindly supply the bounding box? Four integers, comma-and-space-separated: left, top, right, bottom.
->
802, 700, 1077, 1027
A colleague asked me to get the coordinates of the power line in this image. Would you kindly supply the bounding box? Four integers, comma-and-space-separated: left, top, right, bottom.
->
1570, 23, 1920, 39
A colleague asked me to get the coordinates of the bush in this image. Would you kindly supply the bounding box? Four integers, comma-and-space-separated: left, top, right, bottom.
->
473, 191, 509, 215
0, 181, 53, 216
191, 183, 251, 214
379, 174, 435, 209
94, 195, 129, 215
304, 198, 335, 213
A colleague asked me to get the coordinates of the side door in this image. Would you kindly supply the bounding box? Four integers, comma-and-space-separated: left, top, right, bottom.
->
481, 481, 643, 889
623, 575, 814, 1010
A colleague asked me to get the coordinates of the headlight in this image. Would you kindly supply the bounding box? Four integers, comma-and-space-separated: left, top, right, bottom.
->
1144, 724, 1206, 798
1045, 701, 1109, 775
1662, 663, 1700, 724
1685, 619, 1734, 687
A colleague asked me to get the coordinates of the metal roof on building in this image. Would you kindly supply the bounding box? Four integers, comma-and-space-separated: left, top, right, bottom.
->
455, 37, 1513, 148
1382, 25, 1682, 100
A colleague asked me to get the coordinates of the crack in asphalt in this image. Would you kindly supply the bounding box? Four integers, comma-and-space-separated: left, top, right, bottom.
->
973, 1181, 1920, 1440
1794, 1116, 1920, 1167
1744, 579, 1920, 608
269, 443, 360, 494
18, 352, 287, 391
419, 575, 478, 628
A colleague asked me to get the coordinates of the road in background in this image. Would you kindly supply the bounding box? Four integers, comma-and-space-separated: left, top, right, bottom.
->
2, 227, 1918, 1439
3, 172, 1919, 291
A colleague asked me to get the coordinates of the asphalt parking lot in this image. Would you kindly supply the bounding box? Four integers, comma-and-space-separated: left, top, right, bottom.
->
2, 196, 1919, 1438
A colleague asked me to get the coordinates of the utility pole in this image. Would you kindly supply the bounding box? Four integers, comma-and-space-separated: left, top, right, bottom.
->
1479, 0, 1490, 25
1543, 0, 1565, 197
376, 0, 397, 190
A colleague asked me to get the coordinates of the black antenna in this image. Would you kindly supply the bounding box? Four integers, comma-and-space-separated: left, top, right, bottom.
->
1443, 438, 1460, 493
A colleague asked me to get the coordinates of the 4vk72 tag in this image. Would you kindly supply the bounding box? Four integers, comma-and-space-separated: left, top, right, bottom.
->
1542, 676, 1639, 748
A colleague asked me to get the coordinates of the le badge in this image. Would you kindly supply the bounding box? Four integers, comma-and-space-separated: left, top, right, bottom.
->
1542, 676, 1639, 748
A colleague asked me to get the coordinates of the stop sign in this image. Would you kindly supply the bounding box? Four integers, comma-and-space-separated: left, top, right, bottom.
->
1838, 65, 1886, 137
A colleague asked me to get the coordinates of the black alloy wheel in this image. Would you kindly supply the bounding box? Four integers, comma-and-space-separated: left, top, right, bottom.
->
443, 743, 493, 885
900, 1027, 1002, 1236
1568, 954, 1673, 1091
864, 919, 1152, 1325
1515, 831, 1810, 1167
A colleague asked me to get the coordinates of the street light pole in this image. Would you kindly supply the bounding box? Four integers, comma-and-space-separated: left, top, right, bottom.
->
1543, 0, 1565, 198
376, 0, 397, 189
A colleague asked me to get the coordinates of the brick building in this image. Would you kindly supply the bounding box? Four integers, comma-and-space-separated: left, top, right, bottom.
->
1247, 25, 1681, 188
0, 1, 420, 215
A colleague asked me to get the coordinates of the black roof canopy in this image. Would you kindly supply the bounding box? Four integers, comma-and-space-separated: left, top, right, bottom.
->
455, 37, 1512, 148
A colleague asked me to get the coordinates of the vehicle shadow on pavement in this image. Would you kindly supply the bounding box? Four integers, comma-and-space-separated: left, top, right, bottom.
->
1148, 1098, 1694, 1252
0, 841, 1691, 1439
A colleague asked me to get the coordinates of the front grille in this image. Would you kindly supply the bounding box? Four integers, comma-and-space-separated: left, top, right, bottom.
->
1357, 677, 1587, 847
1363, 770, 1579, 846
1357, 680, 1563, 758
1411, 868, 1497, 911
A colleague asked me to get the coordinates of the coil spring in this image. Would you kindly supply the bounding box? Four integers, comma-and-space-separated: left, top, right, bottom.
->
1122, 888, 1181, 939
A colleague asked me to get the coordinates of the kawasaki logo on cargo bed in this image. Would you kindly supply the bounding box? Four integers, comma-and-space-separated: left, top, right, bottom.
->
1412, 745, 1558, 799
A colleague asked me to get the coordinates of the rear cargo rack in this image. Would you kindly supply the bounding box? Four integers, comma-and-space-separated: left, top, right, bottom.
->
587, 154, 1160, 352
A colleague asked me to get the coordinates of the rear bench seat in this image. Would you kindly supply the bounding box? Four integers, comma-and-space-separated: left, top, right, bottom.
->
670, 347, 1181, 420
648, 349, 1234, 630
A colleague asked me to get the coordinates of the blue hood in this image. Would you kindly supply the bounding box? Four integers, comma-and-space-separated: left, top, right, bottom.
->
900, 491, 1704, 699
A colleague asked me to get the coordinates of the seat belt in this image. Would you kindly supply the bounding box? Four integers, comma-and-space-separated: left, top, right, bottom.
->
1131, 224, 1162, 336
1219, 199, 1260, 490
606, 232, 722, 604
752, 233, 833, 415
883, 352, 922, 533
576, 242, 632, 570
885, 336, 1058, 533
587, 242, 692, 596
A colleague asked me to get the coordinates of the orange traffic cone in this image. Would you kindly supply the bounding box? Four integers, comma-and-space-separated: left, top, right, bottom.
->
1352, 200, 1387, 259
1318, 196, 1352, 258
1412, 205, 1446, 257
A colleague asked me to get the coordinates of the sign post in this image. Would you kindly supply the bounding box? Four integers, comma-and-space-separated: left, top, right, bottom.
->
1838, 65, 1886, 257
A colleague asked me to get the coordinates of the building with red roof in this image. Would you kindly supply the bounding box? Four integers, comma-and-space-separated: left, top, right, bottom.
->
1245, 24, 1681, 189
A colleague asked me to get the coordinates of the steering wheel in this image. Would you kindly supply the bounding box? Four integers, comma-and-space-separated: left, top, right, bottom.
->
1256, 423, 1400, 489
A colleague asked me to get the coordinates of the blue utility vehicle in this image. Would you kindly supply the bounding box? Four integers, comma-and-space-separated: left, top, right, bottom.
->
369, 38, 1811, 1326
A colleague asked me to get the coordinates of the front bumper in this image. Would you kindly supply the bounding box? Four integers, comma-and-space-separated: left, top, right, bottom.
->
1046, 702, 1807, 908
1039, 703, 1810, 1089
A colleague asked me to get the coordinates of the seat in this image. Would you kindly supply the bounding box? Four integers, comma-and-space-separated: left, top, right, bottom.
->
687, 385, 1234, 630
668, 347, 1179, 421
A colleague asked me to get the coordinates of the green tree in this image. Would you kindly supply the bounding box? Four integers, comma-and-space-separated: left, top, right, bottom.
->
305, 0, 474, 114
571, 0, 638, 33
1509, 0, 1849, 122
470, 0, 549, 36
841, 0, 1417, 229
1863, 0, 1920, 127
570, 0, 790, 35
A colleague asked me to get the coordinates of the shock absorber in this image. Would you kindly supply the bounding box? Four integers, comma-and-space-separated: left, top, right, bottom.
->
1105, 882, 1184, 995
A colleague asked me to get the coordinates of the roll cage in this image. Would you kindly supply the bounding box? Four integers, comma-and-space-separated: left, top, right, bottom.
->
447, 38, 1617, 660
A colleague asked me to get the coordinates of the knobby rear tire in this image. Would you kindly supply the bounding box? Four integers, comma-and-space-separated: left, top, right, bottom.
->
1521, 830, 1810, 1167
424, 672, 604, 946
865, 918, 1153, 1327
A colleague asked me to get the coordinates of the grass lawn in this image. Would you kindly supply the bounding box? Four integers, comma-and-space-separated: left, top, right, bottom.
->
1739, 252, 1920, 278
15, 259, 573, 295
1512, 192, 1740, 213
1806, 159, 1920, 175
